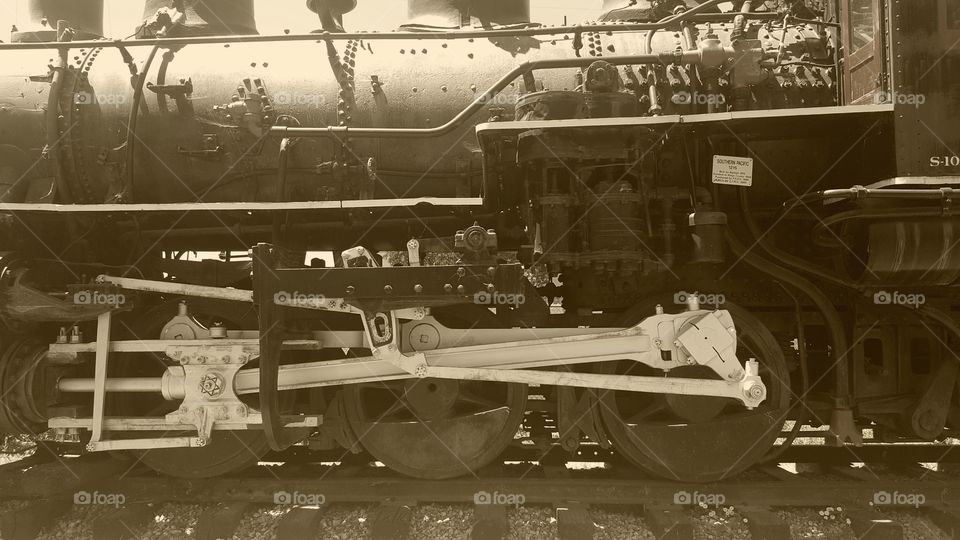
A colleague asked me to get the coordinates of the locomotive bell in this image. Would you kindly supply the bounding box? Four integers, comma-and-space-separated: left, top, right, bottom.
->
307, 0, 358, 15
140, 0, 258, 37
404, 0, 530, 28
12, 0, 104, 42
307, 0, 357, 32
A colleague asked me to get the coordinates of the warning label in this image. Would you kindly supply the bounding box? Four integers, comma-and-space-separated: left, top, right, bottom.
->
711, 155, 754, 187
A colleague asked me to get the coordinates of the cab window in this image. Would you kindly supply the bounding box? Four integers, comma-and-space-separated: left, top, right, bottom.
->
850, 0, 876, 49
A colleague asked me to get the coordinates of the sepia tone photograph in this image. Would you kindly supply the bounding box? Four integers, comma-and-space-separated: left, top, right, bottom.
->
0, 0, 956, 538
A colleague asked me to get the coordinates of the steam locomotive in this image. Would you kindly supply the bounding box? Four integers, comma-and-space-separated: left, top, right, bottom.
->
0, 0, 956, 482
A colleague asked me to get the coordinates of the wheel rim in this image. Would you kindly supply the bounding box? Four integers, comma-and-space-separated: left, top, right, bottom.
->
599, 300, 791, 482
343, 378, 526, 478
343, 305, 527, 479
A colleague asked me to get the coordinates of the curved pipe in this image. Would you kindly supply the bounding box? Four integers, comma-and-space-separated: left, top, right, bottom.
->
272, 52, 711, 140
725, 229, 851, 402
124, 45, 161, 203
798, 186, 959, 205
644, 0, 724, 54
47, 46, 73, 204
733, 188, 851, 402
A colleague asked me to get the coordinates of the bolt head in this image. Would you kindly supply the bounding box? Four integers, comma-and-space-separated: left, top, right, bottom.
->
444, 284, 454, 293
346, 285, 356, 295
414, 284, 424, 293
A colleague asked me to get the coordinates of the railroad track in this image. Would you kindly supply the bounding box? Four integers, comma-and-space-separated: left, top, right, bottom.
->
2, 446, 960, 539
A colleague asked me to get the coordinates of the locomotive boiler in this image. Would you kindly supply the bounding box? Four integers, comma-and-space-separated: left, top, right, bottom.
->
0, 0, 956, 482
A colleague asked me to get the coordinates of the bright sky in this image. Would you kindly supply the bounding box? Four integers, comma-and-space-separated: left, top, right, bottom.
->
0, 1, 604, 39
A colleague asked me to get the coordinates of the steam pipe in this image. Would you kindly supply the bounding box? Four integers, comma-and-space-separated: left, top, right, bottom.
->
124, 45, 161, 203
47, 25, 72, 204
798, 186, 960, 204
272, 52, 714, 140
644, 0, 723, 54
733, 188, 851, 404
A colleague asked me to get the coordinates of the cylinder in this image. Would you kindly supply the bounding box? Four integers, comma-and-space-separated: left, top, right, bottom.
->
404, 0, 530, 28
140, 0, 258, 36
12, 0, 104, 42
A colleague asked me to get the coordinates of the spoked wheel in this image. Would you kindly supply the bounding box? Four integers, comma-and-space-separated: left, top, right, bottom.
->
343, 306, 527, 479
0, 338, 54, 435
112, 299, 304, 478
599, 299, 791, 482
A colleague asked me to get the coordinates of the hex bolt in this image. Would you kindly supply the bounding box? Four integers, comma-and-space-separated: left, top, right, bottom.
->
444, 284, 454, 293
383, 285, 393, 295
414, 284, 424, 293
457, 285, 466, 294
487, 267, 496, 277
